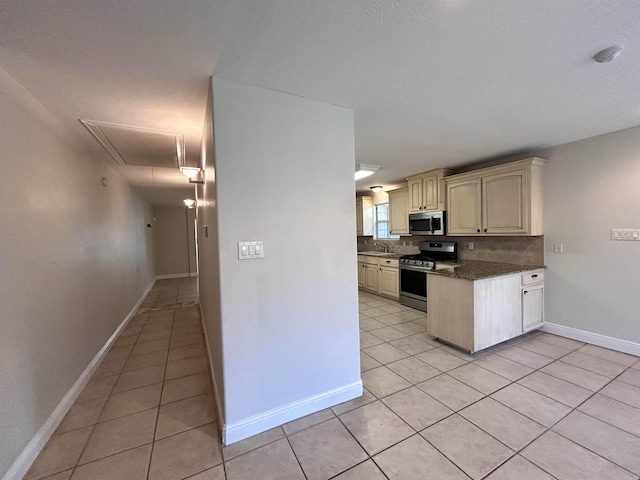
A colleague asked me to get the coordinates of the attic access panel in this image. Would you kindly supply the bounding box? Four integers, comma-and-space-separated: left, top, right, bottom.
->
80, 119, 185, 168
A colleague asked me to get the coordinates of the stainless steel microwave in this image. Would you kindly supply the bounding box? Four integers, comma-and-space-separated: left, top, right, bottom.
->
409, 211, 446, 236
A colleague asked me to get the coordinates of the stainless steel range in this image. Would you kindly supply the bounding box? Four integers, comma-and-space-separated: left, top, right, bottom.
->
399, 241, 457, 312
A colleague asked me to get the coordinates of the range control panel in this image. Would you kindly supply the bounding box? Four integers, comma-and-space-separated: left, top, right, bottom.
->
238, 241, 264, 260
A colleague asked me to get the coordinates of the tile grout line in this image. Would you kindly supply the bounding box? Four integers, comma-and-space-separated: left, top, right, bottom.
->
543, 365, 640, 477
357, 299, 640, 478
145, 306, 175, 480
64, 319, 144, 478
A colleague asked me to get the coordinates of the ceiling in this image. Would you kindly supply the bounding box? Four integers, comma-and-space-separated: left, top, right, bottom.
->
2, 1, 640, 200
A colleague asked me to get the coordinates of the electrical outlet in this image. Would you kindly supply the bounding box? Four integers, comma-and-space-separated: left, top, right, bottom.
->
612, 229, 640, 241
554, 243, 563, 254
468, 242, 474, 250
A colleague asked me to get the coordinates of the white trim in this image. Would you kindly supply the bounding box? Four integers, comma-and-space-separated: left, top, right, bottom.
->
541, 322, 640, 357
2, 279, 156, 480
223, 380, 363, 445
155, 273, 198, 280
198, 303, 226, 442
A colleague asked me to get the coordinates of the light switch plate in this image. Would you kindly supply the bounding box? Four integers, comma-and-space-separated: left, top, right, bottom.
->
611, 229, 640, 241
238, 241, 264, 260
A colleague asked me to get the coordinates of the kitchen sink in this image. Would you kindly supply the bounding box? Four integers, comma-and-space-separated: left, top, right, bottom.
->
358, 251, 396, 257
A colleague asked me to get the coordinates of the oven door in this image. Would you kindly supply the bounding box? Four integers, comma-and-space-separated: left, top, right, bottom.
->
399, 265, 428, 301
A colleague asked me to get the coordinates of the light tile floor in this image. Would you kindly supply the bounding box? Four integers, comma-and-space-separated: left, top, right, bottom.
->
25, 282, 640, 479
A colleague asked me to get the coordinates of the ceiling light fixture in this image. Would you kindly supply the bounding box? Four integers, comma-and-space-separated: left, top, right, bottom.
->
181, 167, 204, 184
355, 164, 380, 180
370, 186, 383, 193
181, 167, 200, 178
183, 199, 196, 208
593, 45, 624, 63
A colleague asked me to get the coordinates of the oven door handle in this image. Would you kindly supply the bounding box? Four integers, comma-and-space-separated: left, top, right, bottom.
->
400, 265, 431, 273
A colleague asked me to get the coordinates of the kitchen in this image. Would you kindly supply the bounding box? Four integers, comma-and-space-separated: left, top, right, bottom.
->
358, 157, 547, 353
3, 2, 640, 478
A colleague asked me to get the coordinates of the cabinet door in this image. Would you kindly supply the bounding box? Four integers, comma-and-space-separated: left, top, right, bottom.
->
483, 169, 528, 234
355, 197, 363, 235
446, 178, 482, 235
379, 266, 399, 298
522, 284, 544, 331
357, 262, 366, 288
423, 175, 439, 211
408, 178, 423, 212
365, 265, 378, 291
356, 196, 374, 236
389, 189, 409, 235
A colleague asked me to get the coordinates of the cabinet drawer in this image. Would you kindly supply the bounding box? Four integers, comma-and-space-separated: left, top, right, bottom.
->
522, 270, 544, 286
365, 257, 379, 265
357, 255, 365, 263
378, 258, 399, 268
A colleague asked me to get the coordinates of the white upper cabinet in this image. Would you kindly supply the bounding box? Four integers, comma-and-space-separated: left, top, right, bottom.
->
407, 168, 456, 213
447, 178, 482, 235
388, 187, 410, 236
356, 196, 374, 236
446, 158, 545, 236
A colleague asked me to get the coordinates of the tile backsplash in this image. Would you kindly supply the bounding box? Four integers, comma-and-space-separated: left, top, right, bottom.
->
357, 235, 544, 265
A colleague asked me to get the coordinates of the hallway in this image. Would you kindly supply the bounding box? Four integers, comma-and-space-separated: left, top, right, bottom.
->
24, 278, 223, 480
23, 281, 640, 480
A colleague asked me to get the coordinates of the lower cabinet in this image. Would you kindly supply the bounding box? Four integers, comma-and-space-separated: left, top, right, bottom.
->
379, 265, 399, 298
365, 262, 379, 291
427, 269, 544, 352
522, 270, 544, 331
357, 256, 399, 299
357, 261, 366, 288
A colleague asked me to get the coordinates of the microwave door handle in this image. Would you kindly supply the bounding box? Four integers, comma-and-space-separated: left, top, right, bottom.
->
431, 218, 435, 234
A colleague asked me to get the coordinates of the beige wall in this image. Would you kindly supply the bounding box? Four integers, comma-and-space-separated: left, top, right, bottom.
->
153, 206, 197, 276
0, 68, 155, 476
196, 79, 226, 422
198, 78, 360, 443
540, 126, 640, 344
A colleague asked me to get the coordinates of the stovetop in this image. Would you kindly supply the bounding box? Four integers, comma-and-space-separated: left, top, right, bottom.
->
399, 254, 437, 269
399, 241, 458, 269
400, 254, 436, 261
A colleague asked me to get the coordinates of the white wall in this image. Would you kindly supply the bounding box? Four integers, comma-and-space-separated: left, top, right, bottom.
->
199, 78, 360, 441
197, 80, 226, 422
542, 126, 640, 344
0, 68, 155, 477
153, 206, 197, 276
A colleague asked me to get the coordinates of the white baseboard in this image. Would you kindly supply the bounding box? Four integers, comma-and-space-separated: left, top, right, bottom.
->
198, 302, 226, 442
223, 380, 363, 445
2, 279, 156, 480
541, 322, 640, 357
155, 273, 198, 280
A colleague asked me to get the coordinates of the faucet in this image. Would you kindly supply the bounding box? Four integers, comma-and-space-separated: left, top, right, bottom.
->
373, 242, 389, 253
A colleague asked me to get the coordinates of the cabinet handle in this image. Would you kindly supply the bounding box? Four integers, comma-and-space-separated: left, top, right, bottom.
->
484, 228, 487, 232
531, 274, 538, 278
524, 290, 528, 294
477, 229, 480, 233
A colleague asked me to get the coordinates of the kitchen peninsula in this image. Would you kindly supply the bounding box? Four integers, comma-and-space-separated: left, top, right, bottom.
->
427, 260, 544, 353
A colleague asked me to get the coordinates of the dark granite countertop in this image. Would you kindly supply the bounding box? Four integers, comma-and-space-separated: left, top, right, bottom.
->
427, 259, 544, 281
